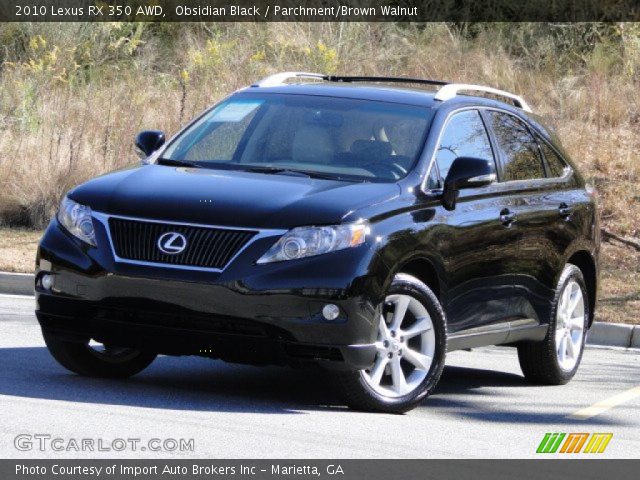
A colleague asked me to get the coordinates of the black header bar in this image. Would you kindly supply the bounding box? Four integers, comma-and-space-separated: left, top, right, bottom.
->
1, 0, 639, 22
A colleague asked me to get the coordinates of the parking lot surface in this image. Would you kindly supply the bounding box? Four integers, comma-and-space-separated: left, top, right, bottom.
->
1, 294, 639, 458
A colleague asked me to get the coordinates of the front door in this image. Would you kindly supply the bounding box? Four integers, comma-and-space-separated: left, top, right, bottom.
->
429, 109, 521, 336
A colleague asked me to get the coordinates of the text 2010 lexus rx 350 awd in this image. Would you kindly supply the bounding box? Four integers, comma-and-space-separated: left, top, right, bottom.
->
36, 73, 600, 413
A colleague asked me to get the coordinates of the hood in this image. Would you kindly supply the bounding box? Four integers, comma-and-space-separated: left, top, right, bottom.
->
69, 165, 401, 229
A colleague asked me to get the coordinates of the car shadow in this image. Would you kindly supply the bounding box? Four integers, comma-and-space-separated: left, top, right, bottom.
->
0, 346, 343, 414
0, 346, 625, 425
428, 363, 630, 426
435, 365, 530, 393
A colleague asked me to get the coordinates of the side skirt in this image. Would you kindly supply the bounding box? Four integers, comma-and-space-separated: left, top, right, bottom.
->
447, 319, 548, 352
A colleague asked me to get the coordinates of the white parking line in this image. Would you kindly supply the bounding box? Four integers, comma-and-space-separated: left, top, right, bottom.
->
569, 386, 640, 420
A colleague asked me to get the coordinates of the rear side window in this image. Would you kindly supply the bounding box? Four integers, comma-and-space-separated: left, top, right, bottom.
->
486, 111, 545, 182
538, 137, 570, 177
434, 110, 495, 184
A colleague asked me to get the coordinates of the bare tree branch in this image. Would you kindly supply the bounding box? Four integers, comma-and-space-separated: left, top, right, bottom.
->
601, 229, 640, 252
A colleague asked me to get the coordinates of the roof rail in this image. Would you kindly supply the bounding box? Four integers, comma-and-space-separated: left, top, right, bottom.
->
252, 72, 450, 89
435, 84, 532, 112
325, 76, 449, 87
251, 73, 533, 112
252, 71, 326, 87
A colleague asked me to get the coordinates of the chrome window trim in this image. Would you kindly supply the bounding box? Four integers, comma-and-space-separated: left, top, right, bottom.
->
420, 105, 574, 194
92, 212, 287, 273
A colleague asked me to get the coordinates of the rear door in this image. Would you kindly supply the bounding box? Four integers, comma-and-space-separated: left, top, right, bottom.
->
482, 110, 570, 327
533, 135, 591, 319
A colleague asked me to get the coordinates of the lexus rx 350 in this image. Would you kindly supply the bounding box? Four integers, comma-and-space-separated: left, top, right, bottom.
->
35, 73, 600, 413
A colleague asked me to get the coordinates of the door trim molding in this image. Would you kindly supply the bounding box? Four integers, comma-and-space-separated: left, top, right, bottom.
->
447, 320, 547, 351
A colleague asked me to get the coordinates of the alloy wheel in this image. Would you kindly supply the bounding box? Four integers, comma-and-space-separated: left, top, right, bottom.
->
361, 294, 436, 398
555, 279, 585, 371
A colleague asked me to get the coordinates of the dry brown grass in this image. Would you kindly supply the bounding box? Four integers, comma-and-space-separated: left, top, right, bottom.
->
598, 243, 640, 325
0, 227, 40, 273
0, 22, 638, 322
1, 23, 638, 233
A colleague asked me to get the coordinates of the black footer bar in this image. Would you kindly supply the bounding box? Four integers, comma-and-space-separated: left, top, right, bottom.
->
3, 459, 639, 480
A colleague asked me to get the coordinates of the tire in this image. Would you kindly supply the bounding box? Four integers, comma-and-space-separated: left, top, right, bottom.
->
43, 331, 157, 379
517, 264, 589, 385
337, 273, 447, 413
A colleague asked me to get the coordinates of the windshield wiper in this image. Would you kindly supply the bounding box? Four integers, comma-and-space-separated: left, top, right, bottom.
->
299, 171, 355, 181
240, 166, 355, 181
157, 158, 203, 169
241, 166, 312, 178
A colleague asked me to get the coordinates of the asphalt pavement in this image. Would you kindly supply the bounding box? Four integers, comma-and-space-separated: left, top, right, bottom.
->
1, 293, 638, 459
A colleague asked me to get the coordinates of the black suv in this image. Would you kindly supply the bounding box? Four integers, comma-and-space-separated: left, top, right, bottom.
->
36, 73, 599, 413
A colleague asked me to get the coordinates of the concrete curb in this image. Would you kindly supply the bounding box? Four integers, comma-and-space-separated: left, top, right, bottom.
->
588, 322, 637, 349
630, 327, 640, 349
0, 272, 33, 296
0, 271, 638, 348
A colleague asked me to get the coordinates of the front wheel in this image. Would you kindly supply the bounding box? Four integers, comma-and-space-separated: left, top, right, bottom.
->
337, 274, 447, 413
43, 331, 157, 378
517, 264, 589, 385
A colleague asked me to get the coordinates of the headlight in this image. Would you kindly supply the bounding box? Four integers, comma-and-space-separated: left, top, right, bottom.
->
57, 197, 97, 246
257, 222, 368, 264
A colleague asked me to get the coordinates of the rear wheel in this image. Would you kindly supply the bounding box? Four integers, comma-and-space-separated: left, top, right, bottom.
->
43, 331, 157, 378
337, 274, 447, 413
517, 264, 588, 385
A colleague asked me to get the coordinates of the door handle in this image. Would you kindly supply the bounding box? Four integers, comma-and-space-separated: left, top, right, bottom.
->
559, 203, 573, 218
499, 209, 516, 226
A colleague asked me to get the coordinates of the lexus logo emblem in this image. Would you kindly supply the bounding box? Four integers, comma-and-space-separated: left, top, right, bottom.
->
157, 232, 187, 255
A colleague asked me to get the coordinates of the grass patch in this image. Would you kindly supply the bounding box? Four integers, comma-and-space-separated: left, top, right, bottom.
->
598, 242, 640, 325
0, 227, 40, 273
0, 22, 639, 235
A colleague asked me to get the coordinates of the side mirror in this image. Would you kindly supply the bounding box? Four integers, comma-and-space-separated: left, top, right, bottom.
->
442, 156, 496, 210
135, 130, 165, 159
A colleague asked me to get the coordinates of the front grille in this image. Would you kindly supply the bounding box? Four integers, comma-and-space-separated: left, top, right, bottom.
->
108, 217, 256, 269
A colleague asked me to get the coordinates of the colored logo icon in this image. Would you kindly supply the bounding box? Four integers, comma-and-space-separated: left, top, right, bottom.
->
536, 433, 613, 454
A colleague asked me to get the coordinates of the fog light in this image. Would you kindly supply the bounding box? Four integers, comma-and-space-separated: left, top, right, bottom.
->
41, 274, 54, 291
322, 304, 340, 321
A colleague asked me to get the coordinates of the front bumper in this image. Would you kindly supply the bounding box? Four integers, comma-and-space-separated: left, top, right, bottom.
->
36, 217, 384, 370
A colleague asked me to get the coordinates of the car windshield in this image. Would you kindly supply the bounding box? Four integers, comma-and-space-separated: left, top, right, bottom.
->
161, 93, 433, 182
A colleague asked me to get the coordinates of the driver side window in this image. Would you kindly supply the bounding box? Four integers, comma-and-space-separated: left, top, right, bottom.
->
433, 110, 495, 187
